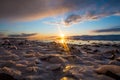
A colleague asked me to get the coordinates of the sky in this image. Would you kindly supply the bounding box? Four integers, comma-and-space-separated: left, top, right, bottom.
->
0, 0, 120, 39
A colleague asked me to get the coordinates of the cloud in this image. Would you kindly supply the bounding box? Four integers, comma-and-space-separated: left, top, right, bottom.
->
0, 0, 69, 21
7, 33, 50, 40
8, 33, 38, 38
63, 0, 120, 26
92, 27, 120, 33
0, 0, 120, 23
64, 14, 82, 26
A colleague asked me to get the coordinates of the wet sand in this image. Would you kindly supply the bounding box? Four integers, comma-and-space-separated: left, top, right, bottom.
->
0, 38, 120, 80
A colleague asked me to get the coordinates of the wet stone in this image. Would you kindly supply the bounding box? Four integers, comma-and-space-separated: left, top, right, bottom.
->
0, 73, 17, 80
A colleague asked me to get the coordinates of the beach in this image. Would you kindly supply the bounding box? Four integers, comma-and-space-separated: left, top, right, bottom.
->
0, 38, 120, 80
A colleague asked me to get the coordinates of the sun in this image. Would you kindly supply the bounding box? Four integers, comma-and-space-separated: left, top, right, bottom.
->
60, 33, 65, 38
60, 33, 65, 43
58, 33, 69, 54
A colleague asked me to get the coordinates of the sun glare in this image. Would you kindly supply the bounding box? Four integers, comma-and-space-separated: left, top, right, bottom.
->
60, 33, 65, 43
60, 33, 65, 38
60, 38, 65, 43
57, 26, 70, 54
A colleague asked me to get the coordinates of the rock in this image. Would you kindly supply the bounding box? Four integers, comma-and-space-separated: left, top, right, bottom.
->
0, 67, 21, 77
26, 66, 39, 73
48, 56, 66, 64
70, 46, 82, 55
2, 39, 11, 46
116, 57, 120, 62
95, 65, 120, 74
103, 52, 116, 60
23, 53, 35, 58
26, 50, 34, 54
46, 64, 62, 71
109, 60, 120, 66
0, 73, 17, 80
18, 42, 24, 46
40, 55, 66, 64
15, 64, 27, 68
24, 75, 44, 80
0, 60, 16, 67
104, 71, 120, 80
92, 54, 106, 61
95, 65, 120, 80
93, 49, 99, 53
8, 45, 17, 50
25, 73, 54, 80
63, 55, 81, 63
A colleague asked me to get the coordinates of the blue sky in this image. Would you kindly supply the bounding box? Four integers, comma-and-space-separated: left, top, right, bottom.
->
0, 0, 120, 39
1, 15, 120, 36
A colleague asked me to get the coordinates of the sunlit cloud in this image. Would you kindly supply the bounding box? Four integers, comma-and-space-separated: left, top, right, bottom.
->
0, 0, 70, 21
44, 20, 69, 27
64, 12, 120, 26
0, 0, 120, 23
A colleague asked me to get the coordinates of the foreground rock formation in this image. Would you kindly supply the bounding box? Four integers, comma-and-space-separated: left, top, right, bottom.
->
0, 38, 120, 80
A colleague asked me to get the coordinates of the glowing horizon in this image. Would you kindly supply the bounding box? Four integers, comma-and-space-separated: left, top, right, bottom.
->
0, 0, 120, 39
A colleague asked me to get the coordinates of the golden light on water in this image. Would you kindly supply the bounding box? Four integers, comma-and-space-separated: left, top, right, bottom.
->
58, 33, 70, 54
63, 65, 72, 72
60, 39, 65, 43
60, 33, 65, 43
60, 77, 75, 80
57, 24, 70, 54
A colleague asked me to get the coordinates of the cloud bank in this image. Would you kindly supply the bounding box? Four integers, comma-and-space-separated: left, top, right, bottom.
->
92, 27, 120, 33
0, 0, 69, 21
8, 33, 37, 38
0, 0, 120, 23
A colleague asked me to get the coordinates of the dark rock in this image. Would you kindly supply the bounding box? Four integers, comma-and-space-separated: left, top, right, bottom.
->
46, 64, 62, 71
95, 65, 120, 80
104, 71, 120, 80
103, 51, 116, 60
116, 57, 120, 62
109, 60, 120, 66
0, 73, 17, 80
39, 55, 66, 64
63, 55, 82, 64
93, 49, 99, 53
18, 42, 24, 46
95, 65, 120, 74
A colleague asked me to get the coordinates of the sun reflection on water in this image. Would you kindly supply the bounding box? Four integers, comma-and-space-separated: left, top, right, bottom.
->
58, 33, 70, 54
60, 38, 65, 43
59, 33, 65, 43
60, 77, 75, 80
63, 65, 72, 72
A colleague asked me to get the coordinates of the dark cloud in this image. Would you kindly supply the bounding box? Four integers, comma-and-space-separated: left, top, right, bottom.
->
8, 33, 37, 38
0, 0, 120, 22
64, 14, 82, 26
0, 0, 69, 21
64, 0, 120, 26
93, 27, 120, 33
